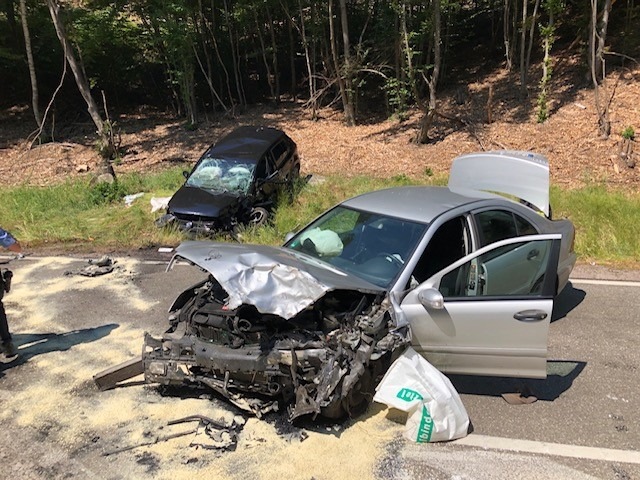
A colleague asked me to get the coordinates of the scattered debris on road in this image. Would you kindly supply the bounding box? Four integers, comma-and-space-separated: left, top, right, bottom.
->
93, 356, 144, 391
103, 414, 248, 455
66, 256, 116, 277
501, 385, 538, 405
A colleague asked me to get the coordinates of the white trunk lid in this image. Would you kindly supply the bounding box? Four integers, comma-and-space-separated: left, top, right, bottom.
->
448, 150, 550, 217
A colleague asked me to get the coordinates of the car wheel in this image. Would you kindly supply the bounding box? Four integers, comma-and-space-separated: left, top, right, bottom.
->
320, 354, 392, 420
321, 368, 374, 420
248, 207, 269, 227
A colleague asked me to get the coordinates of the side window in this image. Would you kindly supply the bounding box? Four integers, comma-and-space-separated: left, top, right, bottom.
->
475, 210, 518, 246
475, 210, 539, 246
255, 158, 267, 179
474, 209, 539, 247
256, 154, 277, 180
410, 216, 469, 285
266, 154, 276, 174
439, 239, 552, 298
270, 141, 289, 168
514, 213, 538, 235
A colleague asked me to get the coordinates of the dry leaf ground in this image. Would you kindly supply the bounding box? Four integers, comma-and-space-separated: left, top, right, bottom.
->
1, 59, 639, 190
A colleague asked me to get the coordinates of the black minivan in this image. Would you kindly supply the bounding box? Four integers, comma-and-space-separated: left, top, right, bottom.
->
160, 126, 300, 233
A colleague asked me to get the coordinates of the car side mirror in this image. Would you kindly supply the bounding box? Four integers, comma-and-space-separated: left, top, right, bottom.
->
182, 170, 190, 179
418, 288, 444, 310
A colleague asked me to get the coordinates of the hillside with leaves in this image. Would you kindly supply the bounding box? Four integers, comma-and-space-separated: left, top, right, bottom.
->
0, 0, 638, 186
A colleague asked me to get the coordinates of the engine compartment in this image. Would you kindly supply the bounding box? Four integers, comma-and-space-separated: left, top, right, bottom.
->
143, 275, 409, 421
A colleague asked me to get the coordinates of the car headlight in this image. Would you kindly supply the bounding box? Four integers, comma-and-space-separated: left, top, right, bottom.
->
147, 361, 167, 376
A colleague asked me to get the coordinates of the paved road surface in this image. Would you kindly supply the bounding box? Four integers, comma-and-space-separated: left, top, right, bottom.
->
0, 254, 638, 479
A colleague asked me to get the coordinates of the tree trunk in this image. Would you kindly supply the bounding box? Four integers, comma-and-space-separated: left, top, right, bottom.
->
339, 0, 356, 126
193, 46, 229, 114
525, 0, 540, 74
590, 0, 611, 137
416, 0, 441, 144
595, 0, 612, 81
255, 8, 276, 103
46, 0, 116, 170
287, 10, 297, 100
208, 0, 235, 114
223, 0, 245, 107
3, 0, 19, 48
503, 0, 512, 69
537, 12, 552, 122
329, 0, 348, 117
196, 0, 220, 112
282, 0, 317, 118
19, 0, 41, 129
519, 0, 529, 91
266, 5, 281, 103
181, 57, 197, 125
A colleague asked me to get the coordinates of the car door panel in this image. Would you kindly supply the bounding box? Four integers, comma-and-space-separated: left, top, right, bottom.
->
401, 234, 561, 379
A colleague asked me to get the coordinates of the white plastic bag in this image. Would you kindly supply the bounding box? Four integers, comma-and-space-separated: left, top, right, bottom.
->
373, 347, 469, 443
123, 192, 144, 207
150, 196, 171, 213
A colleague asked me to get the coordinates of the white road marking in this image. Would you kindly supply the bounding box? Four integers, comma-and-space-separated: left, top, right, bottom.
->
570, 278, 640, 287
453, 434, 640, 464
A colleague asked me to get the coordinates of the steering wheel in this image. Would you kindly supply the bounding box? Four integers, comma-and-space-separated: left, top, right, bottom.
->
374, 252, 404, 268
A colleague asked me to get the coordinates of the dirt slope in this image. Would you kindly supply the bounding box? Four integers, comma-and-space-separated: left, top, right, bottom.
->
1, 60, 638, 189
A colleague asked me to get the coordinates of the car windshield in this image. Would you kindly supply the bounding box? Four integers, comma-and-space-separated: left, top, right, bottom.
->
186, 156, 256, 194
285, 206, 428, 288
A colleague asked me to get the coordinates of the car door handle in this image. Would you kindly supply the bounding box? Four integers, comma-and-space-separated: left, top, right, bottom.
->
513, 310, 548, 322
527, 249, 539, 260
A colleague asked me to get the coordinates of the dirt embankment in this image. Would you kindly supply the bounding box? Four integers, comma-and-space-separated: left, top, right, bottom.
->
1, 60, 639, 190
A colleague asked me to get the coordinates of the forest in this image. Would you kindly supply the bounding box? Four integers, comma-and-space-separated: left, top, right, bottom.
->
0, 0, 638, 159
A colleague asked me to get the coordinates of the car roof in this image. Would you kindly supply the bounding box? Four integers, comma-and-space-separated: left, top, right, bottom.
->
340, 186, 498, 224
205, 126, 287, 163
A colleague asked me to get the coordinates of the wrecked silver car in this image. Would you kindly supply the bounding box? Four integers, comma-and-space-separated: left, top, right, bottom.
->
98, 151, 574, 422
142, 242, 412, 421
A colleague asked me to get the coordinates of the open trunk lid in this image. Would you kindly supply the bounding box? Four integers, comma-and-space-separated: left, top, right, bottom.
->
448, 150, 550, 217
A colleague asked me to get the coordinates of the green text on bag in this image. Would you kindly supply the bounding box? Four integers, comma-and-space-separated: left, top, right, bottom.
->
396, 388, 424, 402
416, 405, 434, 442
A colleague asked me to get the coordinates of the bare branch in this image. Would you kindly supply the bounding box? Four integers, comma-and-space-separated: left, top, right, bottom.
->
28, 39, 68, 149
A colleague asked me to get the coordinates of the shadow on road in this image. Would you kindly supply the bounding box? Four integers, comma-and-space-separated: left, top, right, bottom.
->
449, 360, 586, 402
552, 282, 586, 323
0, 324, 118, 376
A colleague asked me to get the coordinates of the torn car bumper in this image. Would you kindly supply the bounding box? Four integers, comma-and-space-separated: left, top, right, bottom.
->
142, 315, 409, 421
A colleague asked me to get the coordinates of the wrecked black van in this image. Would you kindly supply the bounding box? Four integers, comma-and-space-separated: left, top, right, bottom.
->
158, 126, 300, 233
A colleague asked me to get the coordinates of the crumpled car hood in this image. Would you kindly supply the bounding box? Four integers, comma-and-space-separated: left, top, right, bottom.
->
168, 241, 385, 319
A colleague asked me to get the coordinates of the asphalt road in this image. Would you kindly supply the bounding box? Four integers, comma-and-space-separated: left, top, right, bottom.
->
0, 254, 639, 479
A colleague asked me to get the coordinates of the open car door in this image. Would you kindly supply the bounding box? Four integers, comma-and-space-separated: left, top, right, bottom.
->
401, 234, 561, 379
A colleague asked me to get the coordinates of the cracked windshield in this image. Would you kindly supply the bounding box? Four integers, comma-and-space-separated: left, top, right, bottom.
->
186, 156, 255, 194
286, 206, 427, 288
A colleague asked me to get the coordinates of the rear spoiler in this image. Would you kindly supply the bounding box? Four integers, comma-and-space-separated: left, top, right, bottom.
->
448, 151, 550, 217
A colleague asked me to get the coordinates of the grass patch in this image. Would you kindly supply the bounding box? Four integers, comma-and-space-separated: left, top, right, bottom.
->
550, 185, 640, 265
1, 170, 638, 267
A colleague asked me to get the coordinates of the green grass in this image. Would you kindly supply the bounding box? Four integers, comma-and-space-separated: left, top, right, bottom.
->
550, 185, 640, 266
1, 170, 639, 267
